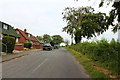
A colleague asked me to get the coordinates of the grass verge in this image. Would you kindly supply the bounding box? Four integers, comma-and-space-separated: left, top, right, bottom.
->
65, 47, 109, 79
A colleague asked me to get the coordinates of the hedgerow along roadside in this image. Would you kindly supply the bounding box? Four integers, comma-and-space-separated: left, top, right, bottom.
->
66, 38, 120, 78
66, 47, 108, 79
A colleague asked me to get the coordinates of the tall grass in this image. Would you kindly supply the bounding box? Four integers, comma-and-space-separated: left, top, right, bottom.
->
68, 38, 120, 76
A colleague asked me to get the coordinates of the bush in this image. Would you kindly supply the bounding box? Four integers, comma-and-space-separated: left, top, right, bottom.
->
69, 38, 120, 75
2, 36, 16, 53
24, 42, 32, 49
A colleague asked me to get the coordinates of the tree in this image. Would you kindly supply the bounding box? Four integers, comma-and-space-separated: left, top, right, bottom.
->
75, 0, 120, 33
43, 34, 51, 43
62, 7, 94, 44
52, 35, 64, 44
50, 40, 55, 46
62, 7, 108, 44
99, 0, 120, 33
64, 39, 70, 46
37, 36, 43, 43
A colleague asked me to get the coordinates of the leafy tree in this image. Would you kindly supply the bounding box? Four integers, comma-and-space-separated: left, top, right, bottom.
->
99, 0, 120, 32
52, 35, 63, 44
62, 7, 108, 44
64, 39, 70, 46
43, 34, 51, 43
50, 40, 55, 46
37, 36, 43, 43
62, 7, 94, 44
75, 0, 120, 32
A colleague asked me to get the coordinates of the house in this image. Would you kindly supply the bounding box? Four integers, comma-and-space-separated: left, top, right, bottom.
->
0, 21, 22, 51
0, 21, 20, 40
15, 28, 43, 49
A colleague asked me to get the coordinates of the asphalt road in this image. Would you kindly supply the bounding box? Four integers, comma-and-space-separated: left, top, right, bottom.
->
2, 48, 90, 78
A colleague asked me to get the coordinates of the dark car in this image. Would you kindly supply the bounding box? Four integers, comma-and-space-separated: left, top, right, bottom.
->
43, 43, 52, 51
54, 44, 59, 49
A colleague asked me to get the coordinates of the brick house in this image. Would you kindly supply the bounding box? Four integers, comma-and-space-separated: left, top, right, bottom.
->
15, 28, 43, 49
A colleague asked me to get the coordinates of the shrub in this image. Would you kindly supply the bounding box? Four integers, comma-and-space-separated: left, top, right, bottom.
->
68, 38, 120, 75
2, 36, 16, 53
24, 42, 32, 49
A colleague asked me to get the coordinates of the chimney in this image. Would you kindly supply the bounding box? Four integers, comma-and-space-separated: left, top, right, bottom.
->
24, 29, 27, 33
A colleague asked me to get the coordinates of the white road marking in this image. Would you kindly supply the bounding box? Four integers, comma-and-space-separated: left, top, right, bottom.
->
32, 58, 48, 72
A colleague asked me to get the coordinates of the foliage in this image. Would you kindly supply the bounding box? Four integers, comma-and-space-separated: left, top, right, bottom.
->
99, 0, 120, 32
2, 36, 16, 53
43, 34, 51, 43
37, 36, 43, 42
66, 47, 108, 79
75, 0, 120, 32
68, 38, 120, 75
24, 42, 32, 49
62, 7, 108, 44
50, 40, 55, 46
37, 34, 64, 45
52, 35, 63, 44
64, 39, 70, 46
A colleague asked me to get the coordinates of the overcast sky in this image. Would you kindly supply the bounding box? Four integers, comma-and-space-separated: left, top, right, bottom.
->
0, 0, 118, 43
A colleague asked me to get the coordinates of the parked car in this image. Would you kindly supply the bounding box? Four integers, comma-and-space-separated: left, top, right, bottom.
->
54, 44, 59, 49
43, 43, 52, 51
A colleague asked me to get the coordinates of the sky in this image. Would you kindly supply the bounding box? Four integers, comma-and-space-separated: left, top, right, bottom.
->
0, 0, 118, 43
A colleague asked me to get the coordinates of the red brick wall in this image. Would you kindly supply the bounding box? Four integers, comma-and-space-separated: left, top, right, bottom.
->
16, 30, 26, 43
14, 44, 24, 51
33, 44, 43, 49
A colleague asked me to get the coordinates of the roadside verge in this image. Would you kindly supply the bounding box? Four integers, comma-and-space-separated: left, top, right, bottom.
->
65, 47, 109, 79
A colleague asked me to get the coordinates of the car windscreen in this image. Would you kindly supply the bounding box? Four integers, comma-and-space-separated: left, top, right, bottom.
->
44, 44, 51, 46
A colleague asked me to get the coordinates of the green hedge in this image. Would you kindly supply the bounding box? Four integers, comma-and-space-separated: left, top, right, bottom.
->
69, 38, 120, 75
24, 42, 32, 49
2, 36, 16, 53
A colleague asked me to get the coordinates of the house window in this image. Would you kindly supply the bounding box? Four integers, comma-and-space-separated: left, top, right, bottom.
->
3, 24, 8, 30
28, 34, 30, 37
16, 38, 19, 42
16, 31, 19, 34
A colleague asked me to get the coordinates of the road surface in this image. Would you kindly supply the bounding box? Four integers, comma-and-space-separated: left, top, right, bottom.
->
2, 48, 90, 78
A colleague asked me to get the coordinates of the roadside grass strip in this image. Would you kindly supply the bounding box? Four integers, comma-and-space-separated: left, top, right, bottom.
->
65, 47, 111, 79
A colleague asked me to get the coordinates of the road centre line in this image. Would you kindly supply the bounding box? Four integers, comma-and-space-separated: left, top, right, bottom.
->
32, 58, 48, 72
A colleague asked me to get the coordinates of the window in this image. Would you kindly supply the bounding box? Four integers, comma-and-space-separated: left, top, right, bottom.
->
16, 38, 19, 42
3, 24, 8, 30
16, 31, 19, 34
28, 34, 30, 37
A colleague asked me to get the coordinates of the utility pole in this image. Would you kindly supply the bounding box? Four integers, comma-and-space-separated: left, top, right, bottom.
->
118, 29, 120, 43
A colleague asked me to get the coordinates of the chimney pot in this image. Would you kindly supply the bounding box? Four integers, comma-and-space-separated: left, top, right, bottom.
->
24, 29, 27, 32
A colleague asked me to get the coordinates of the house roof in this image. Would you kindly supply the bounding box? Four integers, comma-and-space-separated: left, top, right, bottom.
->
16, 29, 29, 40
16, 28, 40, 43
1, 21, 20, 38
29, 36, 38, 41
